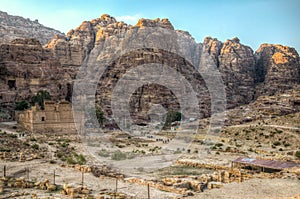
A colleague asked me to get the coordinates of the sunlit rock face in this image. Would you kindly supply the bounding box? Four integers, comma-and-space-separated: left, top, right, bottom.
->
0, 12, 299, 124
255, 44, 300, 96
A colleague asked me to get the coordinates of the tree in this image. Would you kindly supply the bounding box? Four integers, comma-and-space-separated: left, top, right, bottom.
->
95, 105, 105, 126
85, 105, 106, 127
15, 100, 30, 111
164, 109, 183, 127
31, 90, 51, 110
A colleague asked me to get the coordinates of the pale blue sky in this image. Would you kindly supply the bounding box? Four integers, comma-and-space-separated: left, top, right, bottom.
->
1, 0, 299, 52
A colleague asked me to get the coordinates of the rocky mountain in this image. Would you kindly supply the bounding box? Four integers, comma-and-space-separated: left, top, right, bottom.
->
204, 37, 256, 108
203, 37, 300, 107
255, 44, 300, 95
0, 11, 63, 45
45, 14, 131, 79
0, 38, 72, 120
0, 13, 299, 126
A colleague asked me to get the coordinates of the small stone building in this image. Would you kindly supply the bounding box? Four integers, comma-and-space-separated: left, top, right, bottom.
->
18, 101, 77, 133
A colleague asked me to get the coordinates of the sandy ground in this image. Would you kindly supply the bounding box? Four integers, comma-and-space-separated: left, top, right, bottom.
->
1, 160, 299, 199
1, 122, 299, 199
194, 178, 300, 199
0, 160, 180, 199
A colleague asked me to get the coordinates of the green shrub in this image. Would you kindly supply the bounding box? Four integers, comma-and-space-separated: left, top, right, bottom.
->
60, 142, 69, 148
0, 148, 11, 152
111, 150, 127, 161
49, 160, 56, 164
273, 141, 281, 146
275, 129, 283, 134
66, 153, 86, 165
56, 151, 63, 159
116, 144, 125, 148
259, 132, 264, 136
164, 109, 183, 127
295, 151, 300, 159
74, 153, 86, 165
8, 134, 17, 138
31, 144, 39, 150
31, 90, 51, 110
66, 156, 76, 164
284, 143, 291, 147
215, 143, 223, 147
98, 149, 110, 157
15, 100, 30, 110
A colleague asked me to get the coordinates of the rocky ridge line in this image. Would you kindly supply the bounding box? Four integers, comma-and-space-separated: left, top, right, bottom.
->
0, 10, 63, 45
0, 13, 299, 124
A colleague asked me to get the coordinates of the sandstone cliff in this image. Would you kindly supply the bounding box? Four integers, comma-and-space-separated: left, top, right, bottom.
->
203, 37, 299, 109
0, 38, 72, 120
255, 44, 300, 96
46, 14, 131, 79
0, 12, 299, 125
0, 11, 63, 45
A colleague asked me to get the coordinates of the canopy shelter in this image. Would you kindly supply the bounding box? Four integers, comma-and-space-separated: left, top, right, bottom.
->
232, 157, 300, 172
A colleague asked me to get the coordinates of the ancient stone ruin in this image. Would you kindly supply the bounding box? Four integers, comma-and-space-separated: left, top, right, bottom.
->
18, 101, 77, 133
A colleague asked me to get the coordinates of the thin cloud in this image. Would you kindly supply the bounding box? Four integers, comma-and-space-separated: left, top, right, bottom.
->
116, 14, 141, 25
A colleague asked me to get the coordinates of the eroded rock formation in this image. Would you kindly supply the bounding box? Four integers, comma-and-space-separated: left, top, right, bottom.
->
45, 14, 131, 79
0, 38, 71, 119
255, 44, 300, 96
0, 11, 63, 45
0, 12, 299, 125
203, 36, 256, 108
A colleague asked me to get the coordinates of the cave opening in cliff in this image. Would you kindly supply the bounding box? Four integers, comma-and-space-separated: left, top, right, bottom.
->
65, 83, 72, 102
8, 79, 16, 89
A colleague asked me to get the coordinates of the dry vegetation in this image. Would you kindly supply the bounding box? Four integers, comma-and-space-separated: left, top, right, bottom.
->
0, 111, 299, 198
